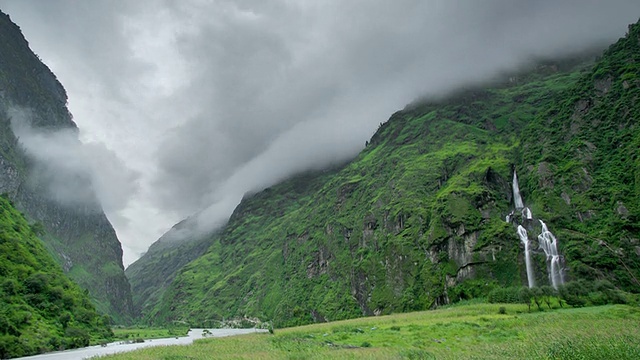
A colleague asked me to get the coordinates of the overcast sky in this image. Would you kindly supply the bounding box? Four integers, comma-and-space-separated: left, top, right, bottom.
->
0, 1, 638, 266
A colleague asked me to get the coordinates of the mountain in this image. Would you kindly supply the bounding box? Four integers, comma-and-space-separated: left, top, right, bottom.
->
132, 21, 640, 327
0, 11, 133, 322
125, 218, 214, 318
0, 195, 112, 358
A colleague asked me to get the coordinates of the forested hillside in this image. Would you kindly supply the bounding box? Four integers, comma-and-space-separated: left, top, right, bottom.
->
0, 195, 112, 358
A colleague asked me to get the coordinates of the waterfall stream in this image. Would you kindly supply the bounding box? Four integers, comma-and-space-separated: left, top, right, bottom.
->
508, 170, 565, 288
538, 220, 565, 288
512, 171, 525, 209
517, 225, 536, 288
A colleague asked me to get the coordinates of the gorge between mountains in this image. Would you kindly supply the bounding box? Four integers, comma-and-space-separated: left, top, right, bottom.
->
1, 3, 640, 359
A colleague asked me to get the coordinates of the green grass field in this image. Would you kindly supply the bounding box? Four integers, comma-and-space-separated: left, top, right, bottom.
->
97, 303, 640, 359
111, 327, 190, 342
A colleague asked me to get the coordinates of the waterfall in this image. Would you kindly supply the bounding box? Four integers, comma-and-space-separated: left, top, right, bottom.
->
517, 225, 536, 288
507, 169, 564, 288
538, 220, 565, 289
512, 171, 525, 209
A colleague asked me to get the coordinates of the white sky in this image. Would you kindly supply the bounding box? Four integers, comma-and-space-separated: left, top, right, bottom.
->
0, 1, 638, 266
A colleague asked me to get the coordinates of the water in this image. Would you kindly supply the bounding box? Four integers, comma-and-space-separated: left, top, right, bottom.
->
508, 170, 564, 288
538, 220, 565, 289
14, 328, 267, 360
512, 171, 525, 209
517, 225, 536, 288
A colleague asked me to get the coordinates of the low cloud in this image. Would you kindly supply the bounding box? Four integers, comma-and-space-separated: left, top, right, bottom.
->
9, 107, 139, 219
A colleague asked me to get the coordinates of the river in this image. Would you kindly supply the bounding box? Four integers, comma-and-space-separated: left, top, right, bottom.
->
14, 328, 267, 360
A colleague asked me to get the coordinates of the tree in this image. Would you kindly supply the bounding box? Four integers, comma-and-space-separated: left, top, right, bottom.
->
59, 312, 72, 329
531, 287, 543, 311
540, 286, 555, 309
0, 334, 21, 359
556, 284, 566, 308
518, 287, 532, 312
64, 327, 90, 348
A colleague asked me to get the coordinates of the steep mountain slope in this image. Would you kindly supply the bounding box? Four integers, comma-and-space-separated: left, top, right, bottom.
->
0, 11, 133, 322
0, 195, 112, 359
125, 218, 214, 318
140, 64, 589, 326
520, 22, 640, 289
135, 22, 640, 327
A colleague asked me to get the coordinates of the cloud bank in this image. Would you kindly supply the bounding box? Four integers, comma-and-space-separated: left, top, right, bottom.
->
9, 107, 139, 223
1, 0, 639, 265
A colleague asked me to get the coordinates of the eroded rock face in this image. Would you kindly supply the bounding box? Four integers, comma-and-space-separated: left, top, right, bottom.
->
617, 201, 630, 218
0, 156, 20, 195
537, 162, 555, 189
594, 76, 613, 95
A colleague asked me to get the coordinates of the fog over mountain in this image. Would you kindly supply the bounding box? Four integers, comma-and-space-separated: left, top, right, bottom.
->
9, 107, 139, 218
0, 0, 638, 265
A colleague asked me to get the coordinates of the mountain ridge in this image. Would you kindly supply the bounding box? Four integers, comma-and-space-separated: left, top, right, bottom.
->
0, 10, 134, 323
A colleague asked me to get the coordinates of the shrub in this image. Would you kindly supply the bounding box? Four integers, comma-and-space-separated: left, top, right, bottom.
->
488, 287, 520, 303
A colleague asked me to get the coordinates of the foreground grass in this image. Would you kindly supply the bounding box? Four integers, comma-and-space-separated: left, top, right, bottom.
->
97, 304, 640, 359
111, 327, 190, 342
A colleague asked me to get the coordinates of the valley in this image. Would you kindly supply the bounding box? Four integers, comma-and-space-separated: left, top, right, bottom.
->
0, 3, 639, 359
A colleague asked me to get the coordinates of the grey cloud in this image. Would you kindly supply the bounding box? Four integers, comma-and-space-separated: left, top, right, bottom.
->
155, 0, 640, 224
0, 0, 147, 105
1, 0, 639, 263
9, 107, 139, 218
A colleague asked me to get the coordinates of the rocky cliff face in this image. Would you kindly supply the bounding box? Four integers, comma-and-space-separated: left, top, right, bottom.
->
0, 11, 133, 322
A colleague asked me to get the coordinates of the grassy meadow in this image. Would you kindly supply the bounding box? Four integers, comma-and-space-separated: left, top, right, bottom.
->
97, 303, 640, 359
111, 327, 190, 342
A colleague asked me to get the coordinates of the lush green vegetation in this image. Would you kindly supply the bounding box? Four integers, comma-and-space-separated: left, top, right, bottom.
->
520, 21, 640, 290
138, 58, 590, 326
112, 326, 189, 342
129, 21, 640, 328
125, 221, 213, 319
98, 303, 640, 359
0, 195, 113, 358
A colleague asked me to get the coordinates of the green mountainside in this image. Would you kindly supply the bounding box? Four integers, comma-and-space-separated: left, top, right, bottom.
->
520, 26, 640, 288
131, 21, 640, 327
0, 10, 133, 322
0, 195, 112, 358
125, 218, 213, 318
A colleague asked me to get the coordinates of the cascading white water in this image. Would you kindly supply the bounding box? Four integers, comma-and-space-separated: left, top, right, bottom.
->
538, 220, 565, 289
508, 169, 564, 288
517, 225, 536, 288
512, 171, 525, 209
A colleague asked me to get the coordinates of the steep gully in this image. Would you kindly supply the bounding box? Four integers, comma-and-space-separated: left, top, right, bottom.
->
507, 170, 565, 289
